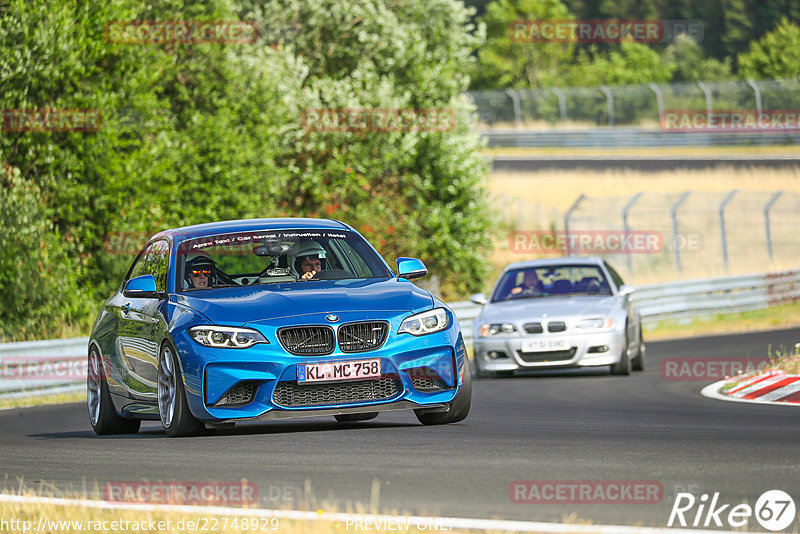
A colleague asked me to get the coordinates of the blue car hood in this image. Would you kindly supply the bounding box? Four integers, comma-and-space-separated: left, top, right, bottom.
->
173, 277, 433, 325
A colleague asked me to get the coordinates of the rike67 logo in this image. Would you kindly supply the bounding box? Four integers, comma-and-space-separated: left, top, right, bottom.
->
668, 490, 796, 531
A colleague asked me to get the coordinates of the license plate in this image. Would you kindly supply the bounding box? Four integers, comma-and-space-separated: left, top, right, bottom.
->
521, 338, 568, 352
297, 358, 381, 384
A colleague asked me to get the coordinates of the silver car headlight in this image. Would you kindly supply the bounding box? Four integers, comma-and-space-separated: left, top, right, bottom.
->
189, 326, 268, 348
398, 308, 449, 336
479, 323, 517, 337
575, 318, 614, 330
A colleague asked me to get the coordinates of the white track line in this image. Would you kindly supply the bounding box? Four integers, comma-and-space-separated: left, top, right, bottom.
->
0, 493, 749, 534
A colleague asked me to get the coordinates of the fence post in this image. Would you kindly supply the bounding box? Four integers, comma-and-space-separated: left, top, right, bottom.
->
551, 87, 567, 124
599, 85, 615, 126
505, 88, 522, 126
671, 192, 691, 274
745, 79, 762, 115
764, 191, 783, 260
622, 192, 644, 274
719, 190, 738, 272
697, 82, 713, 114
648, 83, 664, 121
564, 194, 586, 256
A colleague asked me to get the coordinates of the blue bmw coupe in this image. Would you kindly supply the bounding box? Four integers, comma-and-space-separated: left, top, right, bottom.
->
88, 218, 470, 436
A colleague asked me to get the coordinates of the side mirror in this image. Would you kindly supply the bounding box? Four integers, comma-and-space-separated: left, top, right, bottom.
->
618, 284, 634, 297
123, 274, 160, 298
396, 257, 427, 280
470, 293, 488, 306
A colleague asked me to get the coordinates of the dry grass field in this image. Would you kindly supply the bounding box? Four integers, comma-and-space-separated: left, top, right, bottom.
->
485, 165, 800, 288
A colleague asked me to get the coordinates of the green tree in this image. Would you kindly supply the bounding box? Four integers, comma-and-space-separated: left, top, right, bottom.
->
662, 34, 731, 82
470, 0, 575, 89
738, 18, 800, 79
563, 42, 674, 86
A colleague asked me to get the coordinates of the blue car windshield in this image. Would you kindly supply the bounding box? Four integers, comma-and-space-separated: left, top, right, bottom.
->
491, 265, 613, 302
177, 229, 392, 291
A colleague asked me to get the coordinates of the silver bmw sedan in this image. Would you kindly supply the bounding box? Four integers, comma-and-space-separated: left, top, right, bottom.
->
471, 257, 645, 377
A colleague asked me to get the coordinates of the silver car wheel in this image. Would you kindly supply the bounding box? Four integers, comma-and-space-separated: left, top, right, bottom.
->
87, 349, 102, 426
158, 347, 177, 428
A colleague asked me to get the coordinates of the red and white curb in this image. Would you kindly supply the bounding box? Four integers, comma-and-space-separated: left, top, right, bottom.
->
0, 493, 745, 534
702, 370, 800, 406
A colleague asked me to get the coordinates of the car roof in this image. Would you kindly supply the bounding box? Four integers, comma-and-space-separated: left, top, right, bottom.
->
502, 256, 606, 272
151, 218, 351, 242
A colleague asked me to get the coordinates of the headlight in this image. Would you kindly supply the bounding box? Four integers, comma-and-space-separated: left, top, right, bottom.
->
189, 326, 268, 348
575, 318, 614, 330
479, 323, 517, 337
398, 308, 449, 336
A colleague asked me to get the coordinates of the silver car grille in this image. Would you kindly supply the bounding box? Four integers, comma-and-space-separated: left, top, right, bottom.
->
517, 347, 577, 363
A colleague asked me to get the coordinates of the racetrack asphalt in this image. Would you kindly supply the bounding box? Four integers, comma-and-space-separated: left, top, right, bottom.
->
1, 327, 799, 528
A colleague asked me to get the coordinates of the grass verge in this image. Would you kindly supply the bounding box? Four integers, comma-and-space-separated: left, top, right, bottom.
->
643, 300, 800, 342
0, 390, 86, 410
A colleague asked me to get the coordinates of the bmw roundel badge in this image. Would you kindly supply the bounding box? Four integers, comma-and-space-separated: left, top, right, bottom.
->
326, 314, 339, 322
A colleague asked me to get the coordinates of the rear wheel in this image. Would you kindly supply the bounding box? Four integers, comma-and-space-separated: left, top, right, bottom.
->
87, 347, 140, 435
158, 343, 204, 437
334, 412, 378, 422
610, 334, 632, 376
415, 364, 472, 425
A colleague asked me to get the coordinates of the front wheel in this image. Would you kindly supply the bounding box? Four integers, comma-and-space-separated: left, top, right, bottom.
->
610, 334, 632, 376
632, 325, 646, 371
158, 343, 204, 437
415, 364, 472, 425
87, 347, 140, 435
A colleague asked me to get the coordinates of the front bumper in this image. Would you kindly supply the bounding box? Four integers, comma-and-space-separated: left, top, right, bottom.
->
473, 330, 624, 372
173, 310, 466, 422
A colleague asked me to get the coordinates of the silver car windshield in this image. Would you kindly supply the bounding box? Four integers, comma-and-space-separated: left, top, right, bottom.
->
491, 265, 612, 302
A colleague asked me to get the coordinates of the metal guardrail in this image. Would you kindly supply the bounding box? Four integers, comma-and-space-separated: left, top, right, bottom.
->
453, 269, 800, 343
1, 269, 798, 398
480, 128, 800, 148
0, 337, 89, 398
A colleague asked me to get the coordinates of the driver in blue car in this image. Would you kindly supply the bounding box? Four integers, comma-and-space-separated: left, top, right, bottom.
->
184, 253, 217, 289
289, 240, 328, 280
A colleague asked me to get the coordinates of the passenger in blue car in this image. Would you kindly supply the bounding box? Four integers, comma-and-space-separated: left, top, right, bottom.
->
289, 240, 328, 280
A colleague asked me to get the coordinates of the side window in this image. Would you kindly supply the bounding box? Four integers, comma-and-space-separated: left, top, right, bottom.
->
604, 261, 625, 290
127, 239, 169, 293
127, 243, 154, 282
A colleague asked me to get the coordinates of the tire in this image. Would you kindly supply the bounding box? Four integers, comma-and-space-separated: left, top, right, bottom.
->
415, 363, 472, 425
610, 333, 632, 376
87, 347, 140, 435
632, 325, 646, 371
334, 412, 378, 422
158, 343, 204, 437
